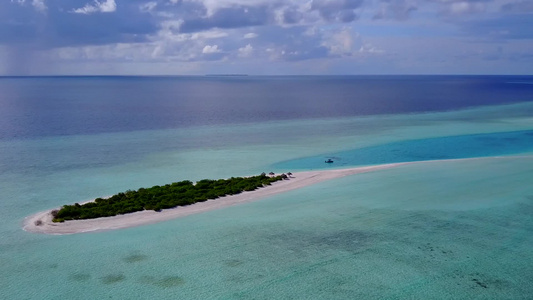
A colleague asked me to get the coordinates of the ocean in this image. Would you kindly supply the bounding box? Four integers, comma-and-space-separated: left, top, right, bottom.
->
0, 76, 532, 299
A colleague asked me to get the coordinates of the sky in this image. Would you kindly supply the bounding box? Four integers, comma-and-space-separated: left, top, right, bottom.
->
0, 0, 531, 75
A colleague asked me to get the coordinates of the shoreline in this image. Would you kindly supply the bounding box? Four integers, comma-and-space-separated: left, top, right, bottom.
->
23, 162, 408, 235
23, 155, 530, 235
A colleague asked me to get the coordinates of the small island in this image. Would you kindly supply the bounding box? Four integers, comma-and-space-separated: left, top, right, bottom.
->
25, 162, 408, 235
53, 173, 285, 222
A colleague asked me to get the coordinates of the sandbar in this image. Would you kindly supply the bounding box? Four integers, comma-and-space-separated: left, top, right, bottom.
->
23, 163, 410, 235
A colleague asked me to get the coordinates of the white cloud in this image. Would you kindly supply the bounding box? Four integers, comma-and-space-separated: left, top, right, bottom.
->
428, 0, 487, 15
244, 33, 258, 39
191, 0, 273, 16
73, 0, 117, 14
148, 23, 229, 62
191, 30, 229, 40
202, 45, 221, 53
10, 0, 47, 12
322, 28, 358, 56
373, 0, 417, 20
96, 0, 116, 12
448, 1, 486, 14
359, 43, 385, 54
140, 1, 157, 12
3, 0, 531, 75
159, 20, 184, 34
238, 44, 253, 57
53, 43, 156, 62
32, 0, 47, 12
320, 28, 384, 57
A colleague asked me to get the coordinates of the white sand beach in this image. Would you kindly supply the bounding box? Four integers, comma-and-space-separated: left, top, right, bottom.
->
23, 163, 409, 235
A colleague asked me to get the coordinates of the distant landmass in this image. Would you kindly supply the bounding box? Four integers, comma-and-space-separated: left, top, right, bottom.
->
204, 74, 249, 77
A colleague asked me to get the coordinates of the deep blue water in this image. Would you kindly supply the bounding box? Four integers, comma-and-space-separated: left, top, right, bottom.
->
274, 130, 533, 170
1, 75, 533, 139
1, 76, 533, 299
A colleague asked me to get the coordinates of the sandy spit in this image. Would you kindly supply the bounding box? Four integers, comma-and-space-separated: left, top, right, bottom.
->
23, 163, 410, 235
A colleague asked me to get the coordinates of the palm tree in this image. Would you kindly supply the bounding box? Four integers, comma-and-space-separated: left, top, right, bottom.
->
287, 172, 293, 177
269, 172, 275, 176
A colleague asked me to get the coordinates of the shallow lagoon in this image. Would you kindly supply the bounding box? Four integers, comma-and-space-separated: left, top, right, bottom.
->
2, 157, 532, 299
1, 99, 532, 298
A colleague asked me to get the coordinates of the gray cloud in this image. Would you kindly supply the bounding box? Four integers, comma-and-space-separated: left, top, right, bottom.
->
170, 0, 366, 33
0, 0, 158, 48
0, 2, 41, 44
373, 0, 417, 20
282, 7, 304, 24
501, 1, 533, 13
180, 5, 271, 33
311, 0, 364, 22
460, 13, 533, 40
1, 0, 531, 75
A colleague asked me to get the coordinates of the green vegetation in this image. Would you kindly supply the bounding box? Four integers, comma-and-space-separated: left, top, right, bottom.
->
53, 173, 284, 222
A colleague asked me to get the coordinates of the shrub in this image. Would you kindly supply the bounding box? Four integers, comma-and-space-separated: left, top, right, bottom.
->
53, 174, 283, 221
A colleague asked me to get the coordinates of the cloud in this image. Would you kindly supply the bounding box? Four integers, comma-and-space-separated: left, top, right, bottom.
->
447, 1, 486, 15
373, 0, 417, 20
322, 28, 357, 56
238, 43, 253, 57
191, 0, 273, 17
139, 1, 157, 12
277, 5, 306, 24
171, 0, 369, 33
32, 0, 47, 12
501, 0, 533, 13
9, 0, 47, 12
279, 46, 329, 61
191, 30, 229, 40
244, 32, 258, 39
179, 5, 271, 33
311, 0, 364, 22
202, 44, 220, 53
0, 1, 159, 49
1, 0, 532, 75
319, 27, 384, 57
72, 0, 117, 14
359, 43, 385, 54
423, 0, 493, 16
460, 13, 533, 40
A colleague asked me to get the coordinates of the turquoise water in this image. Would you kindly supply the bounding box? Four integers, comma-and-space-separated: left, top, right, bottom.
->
1, 102, 532, 299
274, 130, 533, 170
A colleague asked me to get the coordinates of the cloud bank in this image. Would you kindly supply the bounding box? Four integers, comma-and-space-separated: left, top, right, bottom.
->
0, 0, 531, 75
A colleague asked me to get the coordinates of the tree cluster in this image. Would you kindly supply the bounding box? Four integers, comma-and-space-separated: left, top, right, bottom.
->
53, 174, 283, 222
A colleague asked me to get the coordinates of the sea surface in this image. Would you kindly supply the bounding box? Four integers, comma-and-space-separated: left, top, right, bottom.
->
0, 76, 532, 299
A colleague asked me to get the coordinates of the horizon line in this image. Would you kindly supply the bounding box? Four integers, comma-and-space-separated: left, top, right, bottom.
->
0, 74, 531, 78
